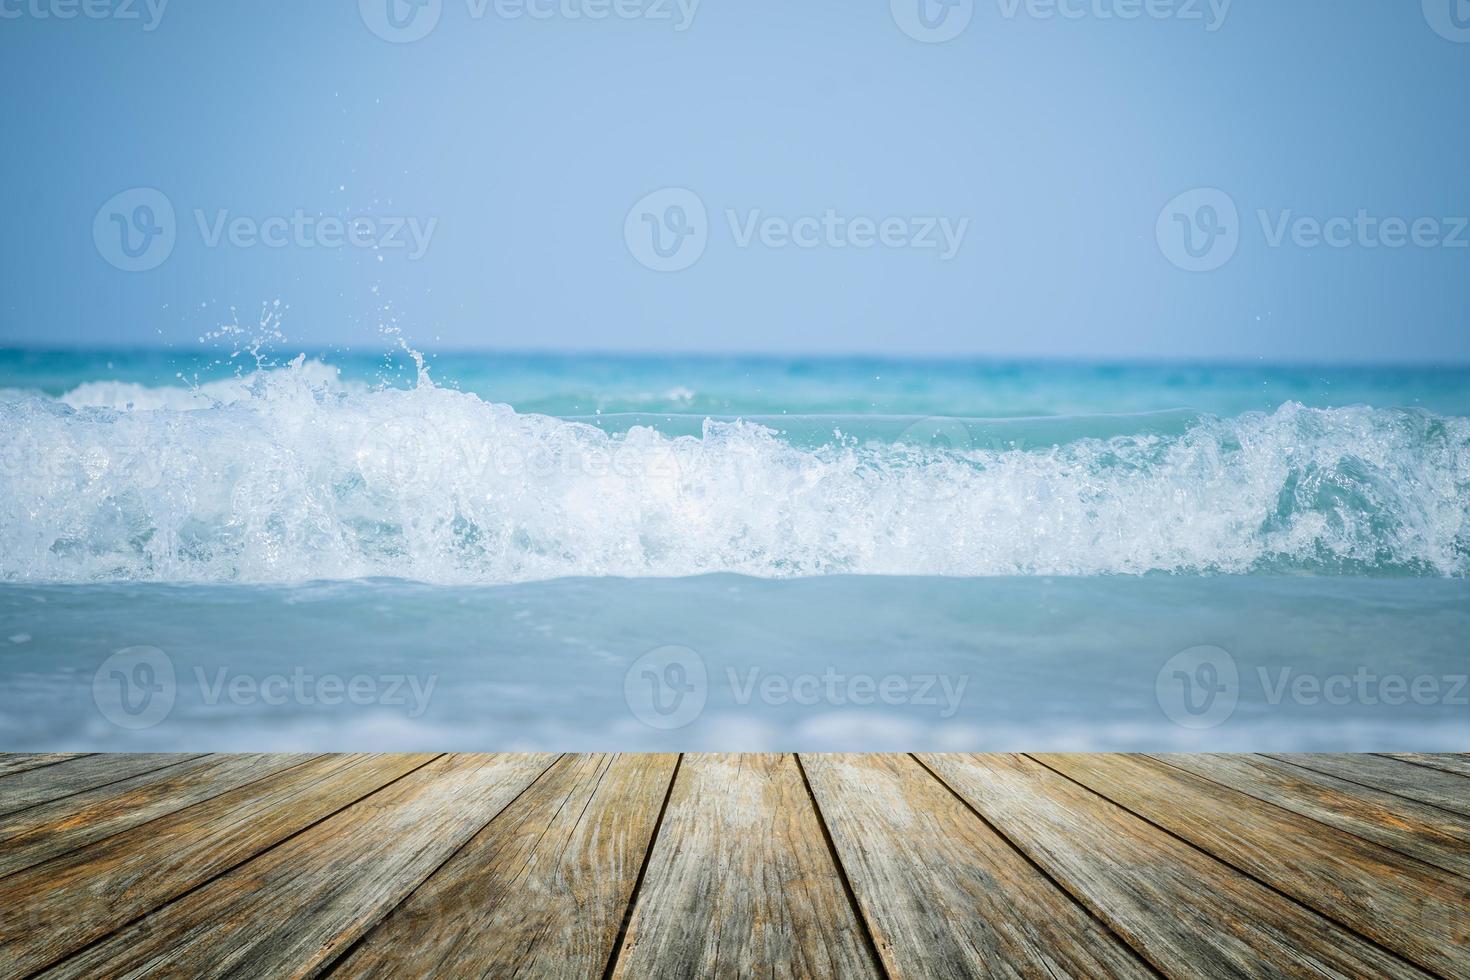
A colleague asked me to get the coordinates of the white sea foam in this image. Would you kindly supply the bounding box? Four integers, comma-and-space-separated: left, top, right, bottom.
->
1, 359, 1466, 583
57, 359, 347, 411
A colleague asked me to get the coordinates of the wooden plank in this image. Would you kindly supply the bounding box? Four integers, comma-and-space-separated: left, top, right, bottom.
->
1038, 753, 1470, 978
0, 753, 317, 878
800, 753, 1153, 979
0, 753, 202, 816
611, 753, 880, 978
44, 753, 559, 979
1380, 753, 1470, 779
1272, 753, 1470, 817
0, 753, 435, 977
1152, 753, 1470, 880
0, 755, 90, 780
335, 753, 676, 979
920, 754, 1431, 979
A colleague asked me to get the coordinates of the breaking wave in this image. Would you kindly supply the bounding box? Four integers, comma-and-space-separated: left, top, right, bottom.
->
1, 359, 1466, 583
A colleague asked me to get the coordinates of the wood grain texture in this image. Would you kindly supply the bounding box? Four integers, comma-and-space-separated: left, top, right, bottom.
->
611, 753, 881, 979
1271, 753, 1470, 817
0, 752, 1464, 978
0, 753, 201, 817
1151, 753, 1470, 879
800, 753, 1152, 979
920, 753, 1432, 979
42, 753, 558, 980
1038, 753, 1470, 978
336, 752, 676, 979
0, 755, 90, 780
0, 752, 316, 878
0, 753, 434, 977
1380, 753, 1470, 779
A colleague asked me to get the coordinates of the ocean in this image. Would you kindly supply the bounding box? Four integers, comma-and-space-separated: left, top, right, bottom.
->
1, 347, 1466, 751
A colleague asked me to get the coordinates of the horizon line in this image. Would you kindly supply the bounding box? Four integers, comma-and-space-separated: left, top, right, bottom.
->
3, 343, 1470, 371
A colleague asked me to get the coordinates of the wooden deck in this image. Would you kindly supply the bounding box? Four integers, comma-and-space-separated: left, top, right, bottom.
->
0, 754, 1466, 978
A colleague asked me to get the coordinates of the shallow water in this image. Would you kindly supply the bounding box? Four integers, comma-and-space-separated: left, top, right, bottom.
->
2, 576, 1465, 751
1, 349, 1466, 749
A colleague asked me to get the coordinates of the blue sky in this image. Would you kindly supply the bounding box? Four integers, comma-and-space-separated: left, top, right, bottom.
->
1, 0, 1468, 360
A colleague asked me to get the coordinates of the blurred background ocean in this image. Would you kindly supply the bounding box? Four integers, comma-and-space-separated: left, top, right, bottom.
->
1, 0, 1467, 751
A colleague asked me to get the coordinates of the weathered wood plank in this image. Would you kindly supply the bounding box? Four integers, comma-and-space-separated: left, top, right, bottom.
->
0, 753, 202, 817
1379, 753, 1470, 779
611, 753, 880, 979
0, 753, 435, 977
43, 754, 558, 979
1271, 753, 1470, 817
0, 755, 90, 780
800, 753, 1153, 979
0, 753, 317, 878
0, 752, 1460, 978
335, 753, 676, 979
1151, 753, 1470, 880
920, 753, 1431, 979
1039, 753, 1470, 977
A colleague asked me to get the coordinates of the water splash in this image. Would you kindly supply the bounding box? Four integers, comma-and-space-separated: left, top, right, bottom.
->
1, 360, 1466, 583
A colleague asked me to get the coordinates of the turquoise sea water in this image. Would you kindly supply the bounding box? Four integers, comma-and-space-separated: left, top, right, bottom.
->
1, 348, 1466, 750
7, 347, 1470, 417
